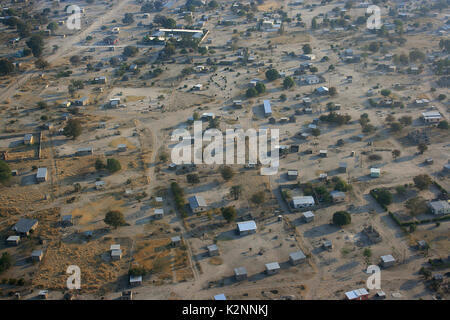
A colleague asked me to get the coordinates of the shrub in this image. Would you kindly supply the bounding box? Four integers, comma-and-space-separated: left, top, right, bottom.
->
220, 166, 234, 181
0, 160, 12, 184
413, 174, 432, 190
221, 206, 237, 223
186, 173, 200, 184
106, 158, 121, 173
251, 191, 265, 205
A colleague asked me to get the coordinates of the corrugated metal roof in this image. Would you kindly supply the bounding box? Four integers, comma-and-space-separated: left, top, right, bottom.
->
237, 220, 257, 232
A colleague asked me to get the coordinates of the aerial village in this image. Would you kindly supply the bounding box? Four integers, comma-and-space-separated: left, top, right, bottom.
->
0, 0, 448, 300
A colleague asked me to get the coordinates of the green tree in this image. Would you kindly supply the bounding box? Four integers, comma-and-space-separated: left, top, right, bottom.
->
417, 143, 427, 154
187, 173, 200, 184
0, 59, 15, 76
0, 160, 12, 184
123, 46, 139, 57
221, 206, 237, 223
95, 159, 105, 170
437, 120, 449, 130
246, 87, 258, 98
329, 87, 337, 96
302, 44, 312, 54
283, 76, 295, 89
106, 158, 121, 173
375, 189, 393, 206
392, 149, 401, 159
230, 185, 242, 200
63, 119, 82, 139
0, 252, 13, 273
251, 191, 265, 205
311, 128, 321, 136
104, 210, 126, 229
333, 211, 351, 226
255, 82, 266, 94
265, 68, 280, 81
413, 174, 432, 190
220, 166, 234, 181
47, 21, 58, 33
381, 89, 391, 97
26, 34, 44, 57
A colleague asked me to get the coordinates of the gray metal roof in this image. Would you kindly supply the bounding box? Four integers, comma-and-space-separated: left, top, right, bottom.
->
171, 236, 181, 242
330, 190, 346, 198
265, 262, 280, 270
429, 200, 450, 211
263, 100, 272, 114
381, 254, 395, 263
237, 220, 257, 232
290, 250, 306, 261
303, 211, 315, 218
36, 168, 47, 179
234, 267, 247, 275
31, 250, 43, 257
14, 218, 38, 234
292, 196, 315, 206
207, 244, 218, 252
188, 195, 206, 209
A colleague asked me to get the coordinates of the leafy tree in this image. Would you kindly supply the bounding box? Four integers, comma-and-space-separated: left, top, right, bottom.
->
47, 21, 58, 33
0, 160, 12, 184
390, 122, 403, 132
104, 210, 126, 229
221, 206, 237, 223
265, 68, 280, 81
0, 59, 15, 76
311, 128, 321, 136
122, 13, 134, 25
26, 34, 44, 57
255, 82, 266, 94
63, 119, 82, 139
230, 185, 242, 200
35, 59, 49, 70
437, 120, 449, 130
368, 42, 380, 53
399, 116, 412, 126
374, 189, 393, 206
413, 174, 432, 190
220, 166, 234, 181
95, 159, 105, 170
283, 76, 295, 89
333, 211, 351, 226
381, 89, 391, 97
106, 158, 121, 173
302, 44, 312, 54
417, 143, 428, 154
69, 55, 81, 65
123, 46, 139, 57
198, 47, 207, 55
187, 173, 200, 184
0, 252, 13, 273
329, 87, 337, 96
392, 149, 401, 159
251, 191, 265, 205
246, 87, 258, 98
